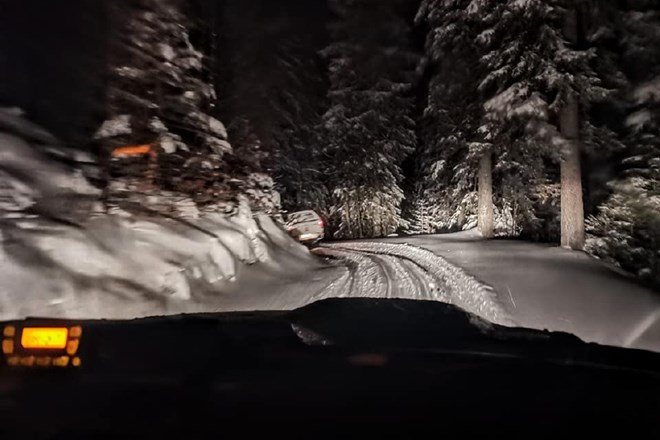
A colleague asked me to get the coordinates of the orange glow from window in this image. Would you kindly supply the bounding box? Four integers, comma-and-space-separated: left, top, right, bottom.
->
21, 328, 68, 349
111, 144, 153, 157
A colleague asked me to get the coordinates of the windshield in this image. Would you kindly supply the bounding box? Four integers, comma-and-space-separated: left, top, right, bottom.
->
0, 0, 659, 353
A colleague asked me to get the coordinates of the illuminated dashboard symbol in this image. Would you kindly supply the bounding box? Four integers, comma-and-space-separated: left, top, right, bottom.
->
66, 339, 80, 355
69, 326, 82, 338
52, 356, 69, 367
3, 325, 83, 368
2, 339, 13, 354
19, 356, 35, 367
35, 356, 52, 367
21, 328, 69, 350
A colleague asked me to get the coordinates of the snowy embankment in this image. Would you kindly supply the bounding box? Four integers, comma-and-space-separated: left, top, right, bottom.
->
0, 109, 319, 320
0, 206, 320, 320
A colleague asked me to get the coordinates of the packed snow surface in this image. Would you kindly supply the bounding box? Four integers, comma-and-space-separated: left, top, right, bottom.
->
1, 110, 511, 325
380, 230, 660, 353
314, 242, 512, 326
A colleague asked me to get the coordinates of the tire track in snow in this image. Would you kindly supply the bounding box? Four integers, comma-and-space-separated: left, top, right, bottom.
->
366, 254, 394, 299
314, 245, 438, 303
365, 254, 395, 298
368, 253, 421, 300
317, 241, 513, 326
328, 244, 442, 302
349, 247, 446, 303
314, 248, 418, 300
399, 258, 435, 301
312, 247, 383, 298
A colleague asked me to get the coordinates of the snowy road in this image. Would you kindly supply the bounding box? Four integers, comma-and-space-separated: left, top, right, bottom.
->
370, 230, 660, 353
313, 242, 511, 326
208, 240, 512, 327
161, 230, 660, 353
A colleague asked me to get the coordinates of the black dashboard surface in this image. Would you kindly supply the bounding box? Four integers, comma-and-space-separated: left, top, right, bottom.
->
1, 298, 659, 438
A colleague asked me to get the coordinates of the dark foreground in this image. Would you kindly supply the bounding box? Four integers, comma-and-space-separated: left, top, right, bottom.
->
1, 299, 659, 438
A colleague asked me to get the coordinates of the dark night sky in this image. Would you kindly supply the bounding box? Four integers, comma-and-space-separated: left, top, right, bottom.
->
0, 0, 332, 146
0, 0, 421, 147
216, 0, 330, 134
0, 0, 108, 144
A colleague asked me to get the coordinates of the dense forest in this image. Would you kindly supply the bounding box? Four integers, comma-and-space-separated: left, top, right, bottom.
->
1, 0, 659, 286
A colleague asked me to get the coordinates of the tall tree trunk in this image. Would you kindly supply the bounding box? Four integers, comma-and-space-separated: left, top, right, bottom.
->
478, 150, 494, 238
101, 0, 116, 213
560, 8, 585, 250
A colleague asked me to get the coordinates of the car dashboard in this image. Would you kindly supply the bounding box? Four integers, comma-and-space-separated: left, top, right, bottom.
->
1, 298, 659, 438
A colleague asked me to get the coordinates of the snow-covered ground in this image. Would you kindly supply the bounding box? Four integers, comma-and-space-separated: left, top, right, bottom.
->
0, 110, 508, 326
378, 230, 660, 353
0, 204, 328, 320
314, 242, 512, 326
0, 110, 322, 319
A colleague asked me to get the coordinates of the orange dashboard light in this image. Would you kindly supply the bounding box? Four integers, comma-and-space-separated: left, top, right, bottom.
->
20, 356, 36, 367
66, 340, 79, 355
69, 326, 83, 338
7, 356, 20, 366
2, 339, 14, 354
52, 356, 69, 367
21, 328, 68, 349
35, 356, 52, 367
72, 357, 81, 367
3, 325, 15, 337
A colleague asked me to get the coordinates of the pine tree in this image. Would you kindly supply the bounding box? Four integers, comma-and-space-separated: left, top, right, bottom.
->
587, 0, 660, 285
476, 0, 612, 243
405, 185, 434, 235
322, 0, 417, 238
96, 0, 233, 208
275, 62, 328, 215
267, 37, 328, 217
227, 118, 279, 214
414, 0, 621, 241
219, 1, 327, 216
619, 0, 660, 188
412, 0, 486, 234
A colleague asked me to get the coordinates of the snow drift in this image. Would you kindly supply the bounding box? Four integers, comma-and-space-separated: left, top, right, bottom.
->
0, 207, 319, 320
0, 109, 319, 320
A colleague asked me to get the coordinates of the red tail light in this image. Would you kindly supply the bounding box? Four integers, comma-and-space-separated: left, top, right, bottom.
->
318, 219, 324, 228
